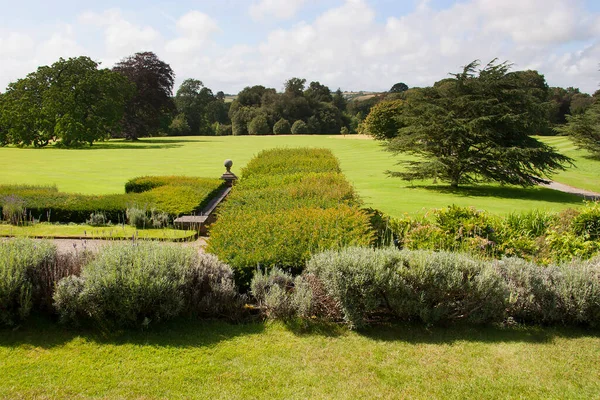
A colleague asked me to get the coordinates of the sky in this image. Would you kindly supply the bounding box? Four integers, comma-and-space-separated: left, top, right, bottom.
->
1, 0, 599, 94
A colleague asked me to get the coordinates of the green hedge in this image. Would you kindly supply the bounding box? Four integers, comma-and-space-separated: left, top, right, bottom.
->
207, 148, 374, 287
0, 177, 224, 224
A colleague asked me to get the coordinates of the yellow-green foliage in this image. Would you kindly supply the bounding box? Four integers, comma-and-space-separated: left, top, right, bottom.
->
0, 177, 224, 224
208, 148, 374, 286
388, 203, 600, 264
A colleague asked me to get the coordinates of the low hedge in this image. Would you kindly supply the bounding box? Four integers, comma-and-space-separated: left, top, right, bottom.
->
0, 177, 224, 224
252, 247, 600, 329
207, 148, 374, 287
53, 242, 243, 328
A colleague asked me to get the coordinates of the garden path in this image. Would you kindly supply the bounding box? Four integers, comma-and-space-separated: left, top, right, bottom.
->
542, 181, 600, 200
50, 237, 207, 255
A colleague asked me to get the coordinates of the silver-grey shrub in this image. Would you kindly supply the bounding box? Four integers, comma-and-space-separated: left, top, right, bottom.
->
389, 250, 508, 325
54, 242, 242, 328
307, 247, 508, 328
0, 239, 56, 326
250, 268, 297, 320
183, 253, 245, 318
496, 256, 600, 326
306, 247, 403, 328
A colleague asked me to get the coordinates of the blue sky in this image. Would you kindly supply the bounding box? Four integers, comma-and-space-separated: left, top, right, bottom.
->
1, 0, 599, 94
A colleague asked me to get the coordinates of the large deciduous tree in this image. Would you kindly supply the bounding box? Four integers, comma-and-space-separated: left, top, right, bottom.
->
113, 52, 175, 140
0, 56, 132, 147
174, 79, 215, 135
379, 60, 572, 187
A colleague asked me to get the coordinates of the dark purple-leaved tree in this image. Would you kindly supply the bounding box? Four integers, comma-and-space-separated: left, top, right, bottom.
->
113, 52, 175, 140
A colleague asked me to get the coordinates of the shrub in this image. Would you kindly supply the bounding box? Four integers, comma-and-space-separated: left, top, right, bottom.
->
340, 126, 349, 135
572, 201, 600, 240
54, 243, 191, 328
183, 253, 244, 318
251, 268, 296, 320
273, 118, 291, 135
1, 195, 27, 225
0, 239, 56, 326
496, 256, 600, 326
291, 120, 309, 134
126, 207, 150, 228
248, 115, 271, 135
307, 247, 508, 328
86, 211, 109, 227
53, 242, 242, 328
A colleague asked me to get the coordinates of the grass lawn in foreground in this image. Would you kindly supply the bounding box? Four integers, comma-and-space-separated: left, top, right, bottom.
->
0, 318, 598, 399
0, 135, 594, 216
0, 223, 196, 240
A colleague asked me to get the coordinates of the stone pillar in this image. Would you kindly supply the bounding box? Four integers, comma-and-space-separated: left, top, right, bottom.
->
221, 159, 238, 187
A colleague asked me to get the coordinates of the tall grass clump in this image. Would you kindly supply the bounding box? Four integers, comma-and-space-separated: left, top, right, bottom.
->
208, 148, 374, 288
0, 239, 57, 326
53, 242, 243, 328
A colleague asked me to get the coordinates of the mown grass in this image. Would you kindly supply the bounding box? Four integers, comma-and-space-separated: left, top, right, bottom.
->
0, 317, 598, 399
0, 135, 596, 216
0, 223, 195, 240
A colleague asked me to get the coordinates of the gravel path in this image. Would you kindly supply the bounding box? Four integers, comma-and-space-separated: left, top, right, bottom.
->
50, 237, 208, 255
541, 181, 600, 200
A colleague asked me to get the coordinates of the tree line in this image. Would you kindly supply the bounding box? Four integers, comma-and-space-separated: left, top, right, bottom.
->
0, 51, 597, 150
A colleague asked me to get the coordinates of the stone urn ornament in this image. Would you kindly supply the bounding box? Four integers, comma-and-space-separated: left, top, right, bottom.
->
221, 159, 237, 186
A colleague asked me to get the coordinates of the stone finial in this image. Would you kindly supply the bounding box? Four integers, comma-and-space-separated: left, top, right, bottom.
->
224, 159, 233, 172
221, 159, 237, 187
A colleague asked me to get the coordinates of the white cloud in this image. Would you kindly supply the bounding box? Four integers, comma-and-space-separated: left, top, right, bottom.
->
79, 9, 161, 57
249, 0, 307, 21
1, 1, 599, 94
165, 11, 220, 53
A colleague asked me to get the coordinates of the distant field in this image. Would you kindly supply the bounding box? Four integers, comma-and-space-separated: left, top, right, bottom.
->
0, 135, 595, 217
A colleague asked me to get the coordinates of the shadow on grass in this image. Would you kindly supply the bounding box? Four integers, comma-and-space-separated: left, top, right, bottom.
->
413, 184, 584, 204
0, 314, 265, 350
358, 322, 600, 345
2, 315, 598, 349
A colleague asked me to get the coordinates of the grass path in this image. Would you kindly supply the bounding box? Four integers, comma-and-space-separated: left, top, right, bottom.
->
0, 135, 595, 216
1, 319, 598, 399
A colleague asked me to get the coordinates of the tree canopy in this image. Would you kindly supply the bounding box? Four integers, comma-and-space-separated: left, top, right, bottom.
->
374, 60, 572, 187
561, 101, 600, 158
0, 56, 132, 147
113, 52, 175, 140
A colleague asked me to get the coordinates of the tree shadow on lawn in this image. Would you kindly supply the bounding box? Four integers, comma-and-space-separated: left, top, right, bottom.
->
358, 322, 600, 345
414, 184, 584, 205
70, 138, 219, 150
0, 314, 265, 350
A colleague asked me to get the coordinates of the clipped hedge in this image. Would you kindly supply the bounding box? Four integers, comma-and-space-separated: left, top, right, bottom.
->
0, 177, 224, 224
208, 148, 374, 287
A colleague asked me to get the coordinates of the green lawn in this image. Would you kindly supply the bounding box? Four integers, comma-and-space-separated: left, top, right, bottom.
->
537, 135, 600, 193
0, 135, 595, 216
1, 318, 598, 399
0, 223, 195, 240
